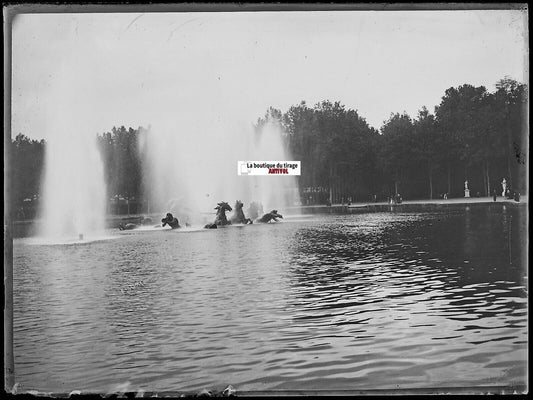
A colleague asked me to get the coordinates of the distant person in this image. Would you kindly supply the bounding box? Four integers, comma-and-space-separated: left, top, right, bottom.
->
161, 213, 180, 229
493, 189, 497, 202
373, 194, 377, 203
514, 191, 520, 202
444, 193, 448, 200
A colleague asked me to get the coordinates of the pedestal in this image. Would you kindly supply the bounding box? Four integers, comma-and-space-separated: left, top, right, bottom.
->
464, 189, 470, 198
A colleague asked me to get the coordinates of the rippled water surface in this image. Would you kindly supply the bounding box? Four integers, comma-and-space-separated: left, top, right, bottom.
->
13, 206, 528, 393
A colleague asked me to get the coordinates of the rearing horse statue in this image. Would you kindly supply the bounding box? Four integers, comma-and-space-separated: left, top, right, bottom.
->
204, 201, 233, 229
230, 200, 253, 224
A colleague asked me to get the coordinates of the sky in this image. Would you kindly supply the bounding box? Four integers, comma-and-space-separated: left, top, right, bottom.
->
10, 8, 528, 140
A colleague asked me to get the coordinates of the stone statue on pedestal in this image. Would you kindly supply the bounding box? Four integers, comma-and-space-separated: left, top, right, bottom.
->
501, 178, 507, 197
464, 180, 470, 198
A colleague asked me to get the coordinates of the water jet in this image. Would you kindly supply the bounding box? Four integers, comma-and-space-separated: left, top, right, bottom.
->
38, 127, 107, 242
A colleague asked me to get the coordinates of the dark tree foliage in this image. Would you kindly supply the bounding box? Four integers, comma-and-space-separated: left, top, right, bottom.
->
96, 126, 143, 214
97, 126, 143, 199
10, 134, 45, 218
380, 112, 414, 197
412, 108, 439, 199
435, 84, 503, 196
257, 100, 380, 203
269, 78, 527, 202
494, 77, 528, 192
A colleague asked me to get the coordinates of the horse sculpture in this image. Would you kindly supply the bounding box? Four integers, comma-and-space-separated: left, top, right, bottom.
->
204, 201, 233, 229
256, 210, 283, 223
230, 200, 253, 224
162, 213, 181, 229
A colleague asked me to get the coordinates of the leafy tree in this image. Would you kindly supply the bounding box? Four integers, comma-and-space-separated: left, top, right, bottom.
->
283, 101, 320, 189
435, 84, 506, 196
96, 126, 143, 214
494, 77, 528, 192
379, 112, 414, 196
277, 100, 379, 202
412, 107, 440, 199
10, 134, 45, 218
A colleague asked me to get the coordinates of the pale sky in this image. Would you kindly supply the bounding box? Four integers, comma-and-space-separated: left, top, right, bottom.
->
11, 9, 528, 140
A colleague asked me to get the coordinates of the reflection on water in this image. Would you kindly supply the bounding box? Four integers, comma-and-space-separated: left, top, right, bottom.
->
13, 206, 527, 393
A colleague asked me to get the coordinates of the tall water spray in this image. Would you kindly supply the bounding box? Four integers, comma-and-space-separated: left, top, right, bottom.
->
39, 128, 107, 241
30, 39, 109, 242
140, 115, 300, 226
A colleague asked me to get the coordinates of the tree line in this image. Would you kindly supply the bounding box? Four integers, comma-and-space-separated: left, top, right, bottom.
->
9, 77, 527, 218
257, 76, 527, 203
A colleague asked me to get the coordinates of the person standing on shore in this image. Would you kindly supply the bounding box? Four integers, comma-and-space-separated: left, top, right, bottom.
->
493, 189, 497, 202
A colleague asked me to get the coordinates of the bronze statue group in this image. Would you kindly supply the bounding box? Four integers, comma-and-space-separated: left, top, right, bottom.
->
119, 200, 283, 231
203, 201, 283, 229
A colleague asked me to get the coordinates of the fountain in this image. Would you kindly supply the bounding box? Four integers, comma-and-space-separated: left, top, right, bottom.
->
139, 115, 300, 226
28, 48, 109, 243
38, 126, 107, 242
35, 110, 297, 242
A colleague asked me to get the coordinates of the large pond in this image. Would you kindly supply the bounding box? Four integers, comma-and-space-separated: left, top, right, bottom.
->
12, 205, 528, 394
